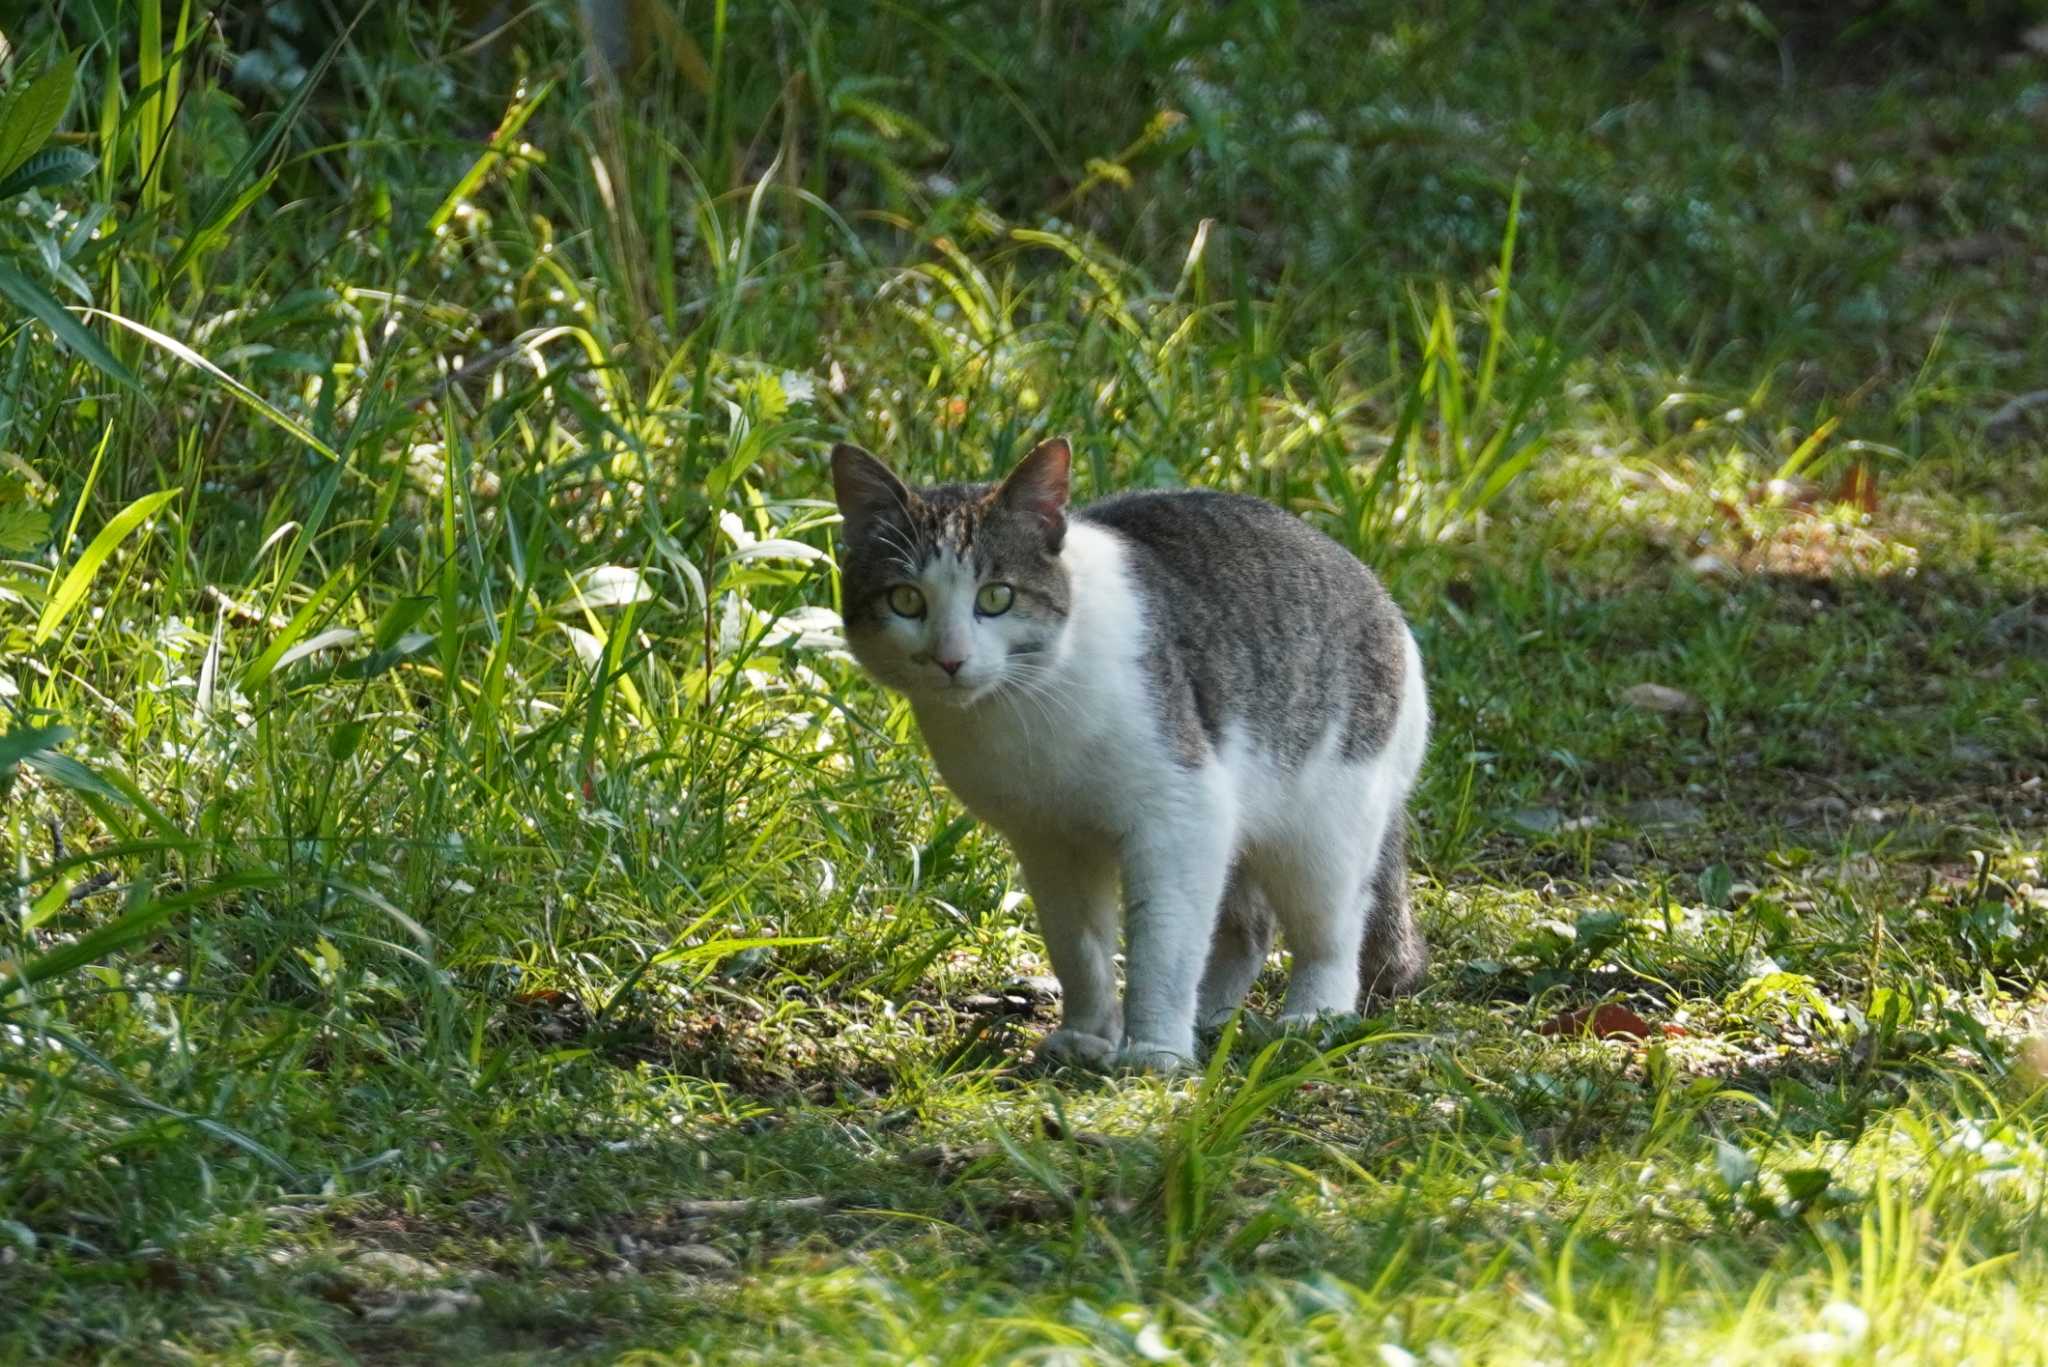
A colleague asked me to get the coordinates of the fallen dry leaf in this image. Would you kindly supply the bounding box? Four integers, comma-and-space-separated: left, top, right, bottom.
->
1538, 1003, 1654, 1041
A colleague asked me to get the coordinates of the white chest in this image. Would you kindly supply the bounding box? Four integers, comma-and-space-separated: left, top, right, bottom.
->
909, 523, 1165, 841
917, 702, 1120, 837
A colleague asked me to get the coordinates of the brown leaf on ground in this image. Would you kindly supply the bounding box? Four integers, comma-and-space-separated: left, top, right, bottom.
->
1538, 1003, 1655, 1040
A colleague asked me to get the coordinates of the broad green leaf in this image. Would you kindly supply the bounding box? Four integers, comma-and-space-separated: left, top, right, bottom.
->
1714, 1139, 1759, 1192
0, 146, 96, 201
332, 631, 432, 682
34, 487, 180, 644
373, 594, 435, 651
326, 720, 366, 763
1780, 1167, 1832, 1204
0, 483, 51, 553
23, 753, 181, 844
0, 723, 70, 774
25, 874, 72, 931
566, 565, 655, 610
0, 262, 140, 390
0, 51, 77, 179
274, 626, 359, 672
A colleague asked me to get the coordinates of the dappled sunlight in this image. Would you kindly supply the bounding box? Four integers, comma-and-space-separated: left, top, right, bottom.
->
1, 0, 2045, 1361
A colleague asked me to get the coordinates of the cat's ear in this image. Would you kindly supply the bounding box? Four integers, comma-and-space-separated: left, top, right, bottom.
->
995, 437, 1071, 550
831, 444, 912, 538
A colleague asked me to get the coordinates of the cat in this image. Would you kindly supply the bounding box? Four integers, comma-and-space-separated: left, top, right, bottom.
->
831, 437, 1430, 1070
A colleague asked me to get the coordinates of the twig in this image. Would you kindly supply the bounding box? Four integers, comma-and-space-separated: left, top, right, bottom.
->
67, 871, 120, 904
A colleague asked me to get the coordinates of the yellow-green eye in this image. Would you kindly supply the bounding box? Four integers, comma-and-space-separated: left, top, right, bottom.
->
887, 584, 926, 617
976, 582, 1015, 615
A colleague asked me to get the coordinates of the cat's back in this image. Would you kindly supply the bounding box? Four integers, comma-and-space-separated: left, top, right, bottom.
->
1075, 488, 1412, 764
1078, 488, 1366, 584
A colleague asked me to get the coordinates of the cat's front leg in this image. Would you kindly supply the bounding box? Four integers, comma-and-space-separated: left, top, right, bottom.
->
1012, 836, 1122, 1067
1119, 816, 1234, 1071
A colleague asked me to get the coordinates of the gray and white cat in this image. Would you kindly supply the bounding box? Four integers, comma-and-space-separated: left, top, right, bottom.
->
832, 437, 1429, 1070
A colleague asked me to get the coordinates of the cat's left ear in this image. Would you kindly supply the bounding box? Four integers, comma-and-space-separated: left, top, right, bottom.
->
995, 437, 1071, 551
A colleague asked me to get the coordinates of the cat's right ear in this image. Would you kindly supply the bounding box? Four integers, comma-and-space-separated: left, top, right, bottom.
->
995, 437, 1071, 551
831, 444, 912, 539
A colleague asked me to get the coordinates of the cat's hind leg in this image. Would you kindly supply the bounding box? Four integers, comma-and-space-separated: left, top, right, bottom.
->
1262, 775, 1391, 1024
1359, 817, 1426, 1002
1265, 848, 1379, 1025
1196, 867, 1274, 1030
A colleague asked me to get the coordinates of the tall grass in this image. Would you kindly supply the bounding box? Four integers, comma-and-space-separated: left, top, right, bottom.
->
3, 4, 2042, 1359
1, 0, 1574, 1173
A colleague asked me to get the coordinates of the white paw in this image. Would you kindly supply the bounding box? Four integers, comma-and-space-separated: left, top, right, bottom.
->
1114, 1041, 1195, 1075
1038, 1028, 1118, 1068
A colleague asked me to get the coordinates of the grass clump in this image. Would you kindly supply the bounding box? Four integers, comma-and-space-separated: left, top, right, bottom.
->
2, 1, 2045, 1360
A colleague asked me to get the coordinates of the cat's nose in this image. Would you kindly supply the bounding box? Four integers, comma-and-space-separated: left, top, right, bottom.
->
937, 657, 964, 676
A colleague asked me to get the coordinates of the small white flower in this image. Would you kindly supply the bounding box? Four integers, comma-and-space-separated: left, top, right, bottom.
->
1819, 1302, 1868, 1344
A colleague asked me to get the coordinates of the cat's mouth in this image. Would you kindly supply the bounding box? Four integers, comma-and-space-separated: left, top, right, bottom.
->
915, 670, 1008, 708
925, 675, 981, 703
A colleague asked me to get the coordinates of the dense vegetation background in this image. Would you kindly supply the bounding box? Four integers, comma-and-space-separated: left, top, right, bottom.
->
2, 1, 2045, 1359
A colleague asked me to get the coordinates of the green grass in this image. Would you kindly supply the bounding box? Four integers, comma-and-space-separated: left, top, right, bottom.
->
3, 1, 2047, 1360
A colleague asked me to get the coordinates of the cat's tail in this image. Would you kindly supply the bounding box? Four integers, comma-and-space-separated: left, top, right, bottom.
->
1360, 627, 1429, 1003
1359, 817, 1426, 1002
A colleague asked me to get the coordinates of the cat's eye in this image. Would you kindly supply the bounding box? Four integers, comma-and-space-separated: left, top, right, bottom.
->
887, 584, 926, 618
976, 583, 1015, 616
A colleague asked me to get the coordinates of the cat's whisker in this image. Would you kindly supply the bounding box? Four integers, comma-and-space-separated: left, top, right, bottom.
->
989, 661, 1077, 730
992, 669, 1066, 738
1013, 669, 1085, 730
870, 523, 923, 579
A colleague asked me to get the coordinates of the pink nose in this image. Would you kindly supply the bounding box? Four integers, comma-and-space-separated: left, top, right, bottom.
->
937, 658, 964, 676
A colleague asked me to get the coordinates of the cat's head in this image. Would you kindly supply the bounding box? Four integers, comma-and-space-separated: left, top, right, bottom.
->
831, 438, 1073, 707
